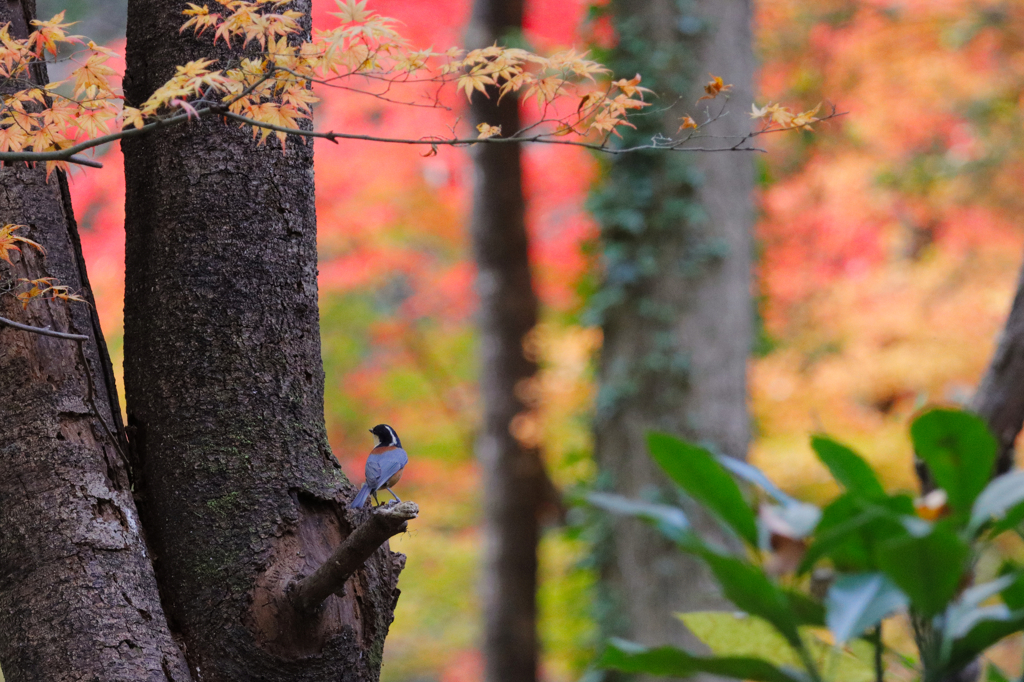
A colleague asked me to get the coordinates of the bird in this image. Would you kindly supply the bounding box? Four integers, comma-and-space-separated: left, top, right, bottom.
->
350, 424, 409, 509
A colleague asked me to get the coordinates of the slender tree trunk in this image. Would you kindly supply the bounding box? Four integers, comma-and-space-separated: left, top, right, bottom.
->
121, 1, 404, 679
590, 0, 755, 669
972, 255, 1024, 474
0, 1, 192, 679
466, 2, 547, 682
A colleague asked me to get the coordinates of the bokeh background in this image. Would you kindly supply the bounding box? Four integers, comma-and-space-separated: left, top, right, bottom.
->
41, 0, 1024, 679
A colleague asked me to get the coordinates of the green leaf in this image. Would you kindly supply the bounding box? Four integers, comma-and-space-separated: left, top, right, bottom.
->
811, 436, 886, 500
946, 607, 1024, 671
800, 493, 915, 574
910, 409, 997, 516
586, 492, 692, 544
874, 523, 970, 617
679, 611, 873, 682
785, 589, 826, 627
599, 638, 803, 682
969, 470, 1024, 535
696, 549, 802, 646
825, 572, 908, 643
647, 432, 758, 546
999, 565, 1024, 610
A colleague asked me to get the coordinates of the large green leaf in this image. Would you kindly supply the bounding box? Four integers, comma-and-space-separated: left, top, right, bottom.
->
874, 523, 970, 617
599, 639, 803, 682
696, 549, 802, 646
647, 432, 758, 546
910, 409, 997, 516
811, 436, 885, 500
799, 493, 915, 574
586, 492, 692, 544
825, 572, 907, 643
679, 611, 873, 682
969, 470, 1024, 535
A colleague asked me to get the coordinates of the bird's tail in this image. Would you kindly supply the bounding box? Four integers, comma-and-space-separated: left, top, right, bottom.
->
350, 484, 372, 509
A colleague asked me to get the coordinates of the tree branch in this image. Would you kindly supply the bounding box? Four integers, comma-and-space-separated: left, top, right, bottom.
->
0, 314, 89, 340
288, 501, 419, 614
219, 110, 768, 154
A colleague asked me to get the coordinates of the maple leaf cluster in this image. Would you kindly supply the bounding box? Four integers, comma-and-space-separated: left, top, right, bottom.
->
0, 224, 85, 311
0, 0, 660, 173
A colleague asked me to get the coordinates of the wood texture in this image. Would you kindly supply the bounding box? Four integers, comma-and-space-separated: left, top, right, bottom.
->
0, 1, 191, 679
122, 0, 404, 677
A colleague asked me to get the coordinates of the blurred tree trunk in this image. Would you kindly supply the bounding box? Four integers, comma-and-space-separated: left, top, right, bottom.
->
465, 2, 550, 682
972, 256, 1024, 474
589, 0, 755, 671
121, 0, 404, 679
0, 1, 193, 680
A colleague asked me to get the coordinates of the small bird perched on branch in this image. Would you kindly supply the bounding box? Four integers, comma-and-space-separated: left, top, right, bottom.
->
350, 424, 409, 509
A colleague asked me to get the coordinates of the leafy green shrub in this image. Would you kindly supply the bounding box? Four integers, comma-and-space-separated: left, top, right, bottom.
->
589, 408, 1024, 682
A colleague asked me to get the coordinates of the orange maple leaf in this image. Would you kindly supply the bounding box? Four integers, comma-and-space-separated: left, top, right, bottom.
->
698, 74, 732, 101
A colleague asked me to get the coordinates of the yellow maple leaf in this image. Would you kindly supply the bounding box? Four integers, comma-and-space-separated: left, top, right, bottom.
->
476, 122, 501, 139
180, 4, 221, 35
457, 67, 494, 102
0, 224, 45, 265
74, 103, 116, 138
612, 74, 652, 99
27, 11, 80, 56
790, 102, 822, 130
332, 0, 373, 23
0, 120, 29, 152
698, 74, 732, 101
121, 106, 146, 130
71, 53, 119, 98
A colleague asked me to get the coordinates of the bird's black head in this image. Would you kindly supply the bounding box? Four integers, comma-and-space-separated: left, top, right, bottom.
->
369, 424, 401, 448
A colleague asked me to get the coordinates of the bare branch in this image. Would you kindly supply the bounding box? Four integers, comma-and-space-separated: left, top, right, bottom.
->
220, 110, 769, 154
0, 314, 89, 340
288, 501, 419, 614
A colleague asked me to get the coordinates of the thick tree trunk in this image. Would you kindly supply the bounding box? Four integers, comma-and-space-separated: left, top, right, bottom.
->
972, 255, 1024, 474
122, 2, 403, 679
466, 3, 546, 682
0, 1, 192, 679
590, 0, 755, 670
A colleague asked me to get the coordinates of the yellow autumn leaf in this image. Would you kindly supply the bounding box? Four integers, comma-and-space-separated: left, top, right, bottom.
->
121, 106, 146, 130
457, 67, 494, 102
476, 123, 501, 139
0, 224, 45, 265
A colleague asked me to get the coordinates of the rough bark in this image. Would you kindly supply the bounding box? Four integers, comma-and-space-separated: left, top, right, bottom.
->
591, 0, 755, 671
466, 2, 547, 682
0, 1, 192, 679
122, 1, 404, 679
971, 255, 1024, 474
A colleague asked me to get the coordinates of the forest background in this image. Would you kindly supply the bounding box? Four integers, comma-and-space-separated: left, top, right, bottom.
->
38, 0, 1024, 680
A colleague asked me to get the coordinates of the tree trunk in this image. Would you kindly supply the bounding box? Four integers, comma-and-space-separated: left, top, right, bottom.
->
0, 1, 192, 679
972, 254, 1024, 474
590, 0, 755, 669
121, 1, 404, 679
466, 3, 546, 682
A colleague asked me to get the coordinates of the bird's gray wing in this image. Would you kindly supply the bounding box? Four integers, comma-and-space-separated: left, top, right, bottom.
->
365, 456, 383, 489
373, 448, 408, 489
